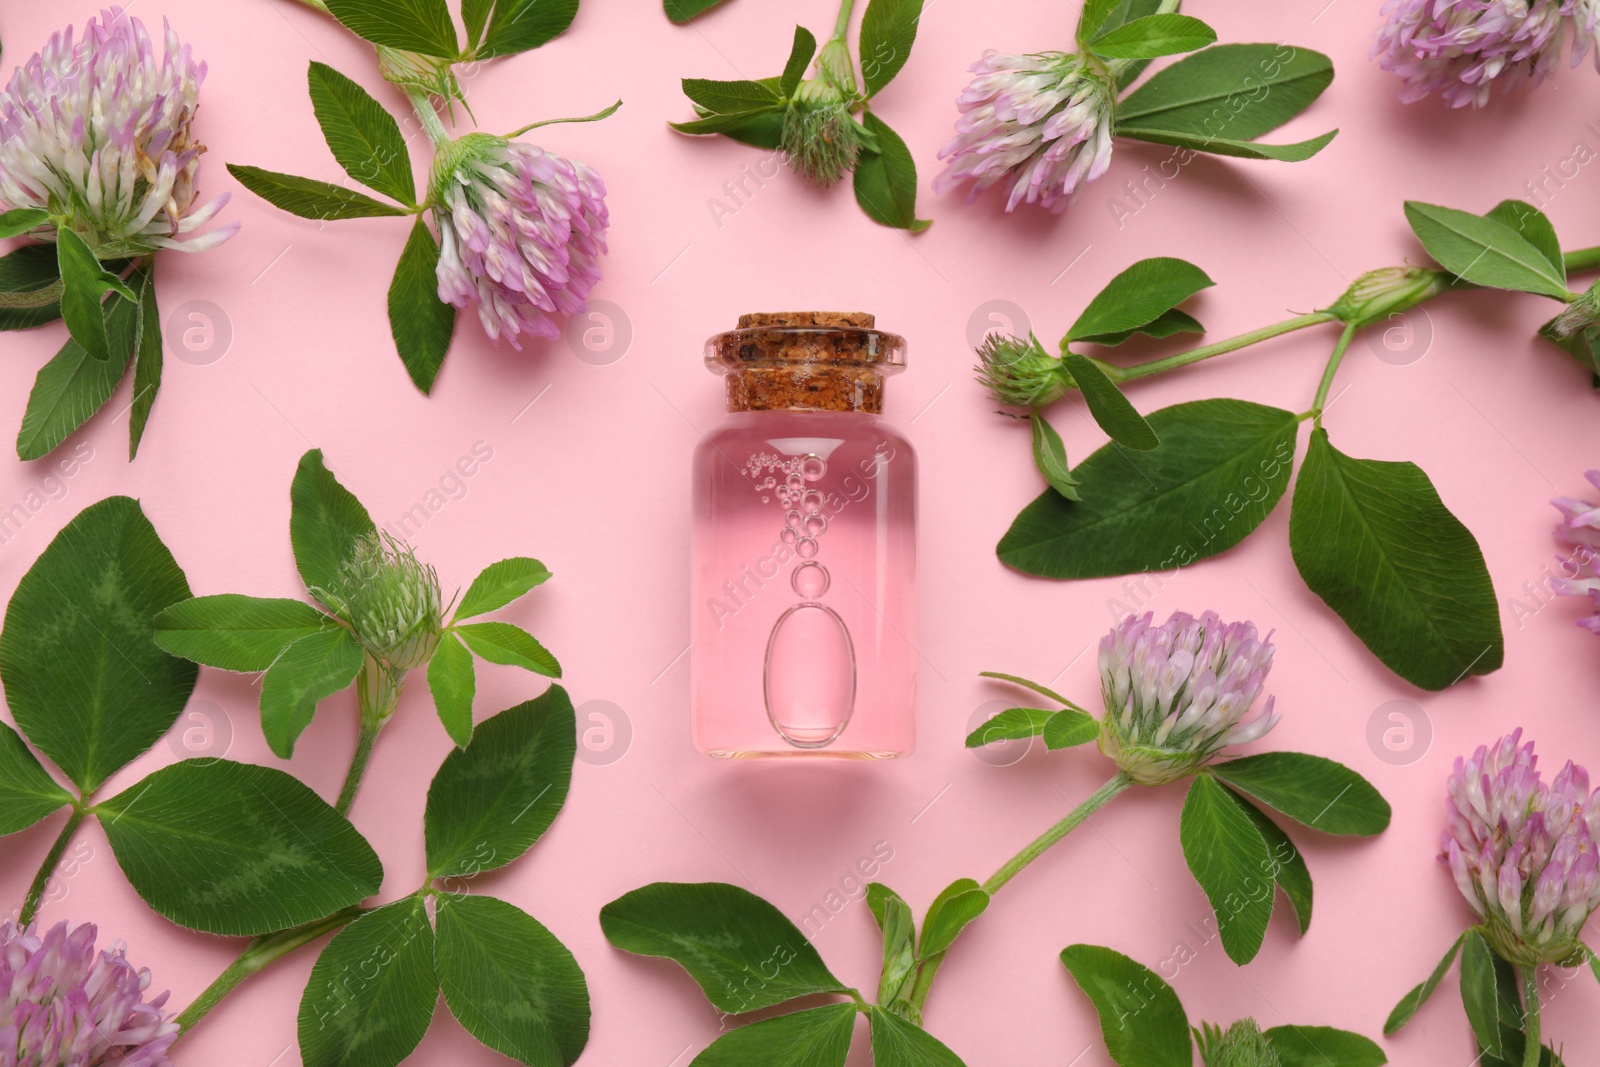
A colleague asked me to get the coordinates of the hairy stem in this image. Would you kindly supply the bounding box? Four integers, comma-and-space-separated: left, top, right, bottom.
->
1310, 323, 1359, 423
1565, 245, 1600, 273
335, 658, 400, 816
981, 772, 1133, 895
18, 806, 85, 927
408, 88, 450, 148
173, 905, 367, 1037
831, 0, 857, 40
907, 772, 1134, 1014
1106, 312, 1338, 383
1520, 965, 1542, 1067
0, 279, 63, 310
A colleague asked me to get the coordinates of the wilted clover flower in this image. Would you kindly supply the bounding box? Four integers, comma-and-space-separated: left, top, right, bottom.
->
1552, 471, 1600, 632
315, 533, 444, 671
432, 133, 609, 349
975, 333, 1072, 408
0, 920, 177, 1067
1442, 731, 1600, 966
1373, 0, 1600, 108
934, 50, 1115, 212
1547, 283, 1600, 346
1097, 611, 1280, 785
0, 8, 236, 257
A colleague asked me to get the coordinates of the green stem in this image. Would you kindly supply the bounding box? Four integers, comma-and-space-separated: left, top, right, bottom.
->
173, 905, 367, 1037
18, 806, 85, 927
1521, 965, 1542, 1067
831, 0, 857, 40
0, 279, 63, 310
335, 658, 400, 816
980, 772, 1134, 895
906, 952, 945, 1012
505, 100, 622, 139
906, 772, 1134, 1014
1565, 246, 1600, 273
1103, 0, 1181, 81
407, 88, 450, 149
1310, 322, 1359, 423
1106, 312, 1337, 384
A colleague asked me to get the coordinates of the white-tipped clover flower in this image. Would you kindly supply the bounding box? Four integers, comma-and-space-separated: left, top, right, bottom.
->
431, 132, 608, 349
0, 8, 236, 257
1442, 731, 1600, 966
314, 533, 444, 672
1373, 0, 1600, 108
934, 50, 1115, 212
1097, 611, 1280, 785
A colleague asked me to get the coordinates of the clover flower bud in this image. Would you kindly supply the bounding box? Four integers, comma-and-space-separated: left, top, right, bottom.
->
1323, 266, 1453, 329
975, 333, 1072, 408
781, 79, 866, 186
316, 533, 444, 671
1196, 1019, 1282, 1067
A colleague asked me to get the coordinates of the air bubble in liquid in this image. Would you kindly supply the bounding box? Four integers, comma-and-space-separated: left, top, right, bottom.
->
804, 514, 826, 536
801, 455, 826, 482
787, 474, 805, 493
801, 490, 825, 514
785, 509, 804, 530
780, 527, 798, 545
792, 561, 830, 598
796, 537, 818, 559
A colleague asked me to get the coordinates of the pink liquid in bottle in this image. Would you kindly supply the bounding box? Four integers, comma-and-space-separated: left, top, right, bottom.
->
691, 313, 917, 758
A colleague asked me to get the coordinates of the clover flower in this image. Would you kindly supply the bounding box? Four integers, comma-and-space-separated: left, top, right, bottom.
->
1097, 611, 1279, 785
781, 80, 867, 187
1551, 470, 1600, 633
0, 8, 235, 257
315, 533, 443, 671
1442, 731, 1600, 966
0, 920, 177, 1067
974, 333, 1071, 408
431, 133, 608, 348
934, 50, 1116, 212
1372, 0, 1600, 108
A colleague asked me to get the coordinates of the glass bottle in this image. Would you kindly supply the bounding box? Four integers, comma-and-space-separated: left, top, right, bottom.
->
691, 312, 918, 759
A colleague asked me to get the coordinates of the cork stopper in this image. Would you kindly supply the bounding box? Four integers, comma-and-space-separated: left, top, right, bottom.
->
706, 312, 906, 414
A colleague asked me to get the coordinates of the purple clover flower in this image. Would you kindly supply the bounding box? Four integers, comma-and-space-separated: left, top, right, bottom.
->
1442, 731, 1600, 965
1552, 470, 1600, 633
0, 8, 235, 256
1097, 611, 1280, 785
933, 50, 1115, 213
1373, 0, 1600, 109
0, 920, 176, 1067
432, 133, 608, 350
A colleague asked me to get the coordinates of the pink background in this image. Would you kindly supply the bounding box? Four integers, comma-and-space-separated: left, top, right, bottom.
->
2, 0, 1599, 1063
